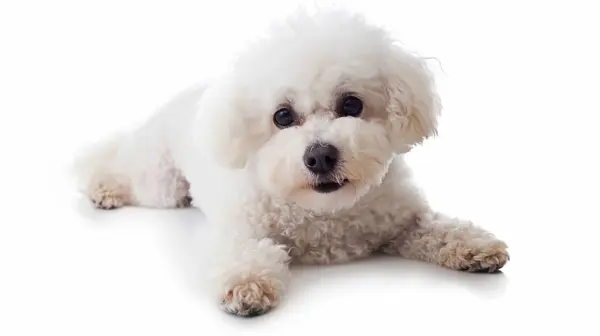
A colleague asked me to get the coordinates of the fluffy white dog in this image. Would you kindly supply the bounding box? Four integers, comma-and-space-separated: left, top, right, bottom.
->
74, 9, 509, 317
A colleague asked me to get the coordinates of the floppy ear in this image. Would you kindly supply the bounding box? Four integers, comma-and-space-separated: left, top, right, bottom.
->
194, 77, 270, 169
384, 46, 441, 153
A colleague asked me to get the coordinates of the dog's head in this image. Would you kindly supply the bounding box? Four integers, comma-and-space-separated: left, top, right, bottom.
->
197, 10, 440, 212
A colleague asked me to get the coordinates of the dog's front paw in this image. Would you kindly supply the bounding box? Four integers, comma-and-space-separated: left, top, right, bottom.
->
441, 241, 509, 273
221, 277, 281, 317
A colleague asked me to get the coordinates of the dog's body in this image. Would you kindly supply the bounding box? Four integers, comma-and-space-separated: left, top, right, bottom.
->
74, 9, 508, 317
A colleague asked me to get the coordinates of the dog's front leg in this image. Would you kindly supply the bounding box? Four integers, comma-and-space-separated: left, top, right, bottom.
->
210, 224, 291, 317
383, 212, 509, 272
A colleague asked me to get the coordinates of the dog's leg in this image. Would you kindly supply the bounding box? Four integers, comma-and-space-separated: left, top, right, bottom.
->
73, 132, 193, 210
73, 134, 132, 210
383, 212, 509, 272
210, 226, 291, 317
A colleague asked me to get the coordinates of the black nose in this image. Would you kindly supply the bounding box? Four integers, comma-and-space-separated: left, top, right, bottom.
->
303, 143, 339, 174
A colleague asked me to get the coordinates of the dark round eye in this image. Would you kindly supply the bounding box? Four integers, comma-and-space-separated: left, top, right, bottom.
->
273, 108, 295, 128
340, 95, 363, 117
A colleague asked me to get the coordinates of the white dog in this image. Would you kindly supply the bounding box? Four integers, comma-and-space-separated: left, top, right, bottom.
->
74, 9, 509, 317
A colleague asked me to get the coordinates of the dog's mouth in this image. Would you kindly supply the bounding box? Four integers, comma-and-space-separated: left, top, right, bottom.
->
312, 179, 349, 193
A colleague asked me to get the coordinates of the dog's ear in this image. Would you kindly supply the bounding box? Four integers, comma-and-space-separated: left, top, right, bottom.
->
194, 77, 269, 169
384, 46, 441, 153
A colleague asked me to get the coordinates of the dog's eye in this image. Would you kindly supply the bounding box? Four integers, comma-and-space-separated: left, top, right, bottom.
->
273, 108, 295, 128
339, 95, 363, 117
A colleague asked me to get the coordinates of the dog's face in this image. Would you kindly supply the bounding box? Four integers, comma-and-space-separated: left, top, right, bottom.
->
198, 10, 440, 212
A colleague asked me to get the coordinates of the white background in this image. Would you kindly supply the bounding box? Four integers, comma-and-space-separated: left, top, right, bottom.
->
1, 0, 599, 335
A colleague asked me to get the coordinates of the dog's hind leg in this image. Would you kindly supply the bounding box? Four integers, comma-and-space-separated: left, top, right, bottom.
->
73, 132, 192, 210
72, 133, 132, 210
73, 84, 207, 210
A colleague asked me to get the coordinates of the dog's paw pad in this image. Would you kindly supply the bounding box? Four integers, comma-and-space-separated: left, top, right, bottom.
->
444, 242, 509, 273
221, 278, 280, 317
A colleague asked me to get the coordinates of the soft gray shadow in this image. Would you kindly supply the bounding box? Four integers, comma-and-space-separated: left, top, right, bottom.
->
73, 194, 108, 220
153, 215, 508, 322
73, 191, 210, 294
75, 195, 508, 321
287, 254, 508, 300
73, 194, 134, 224
152, 207, 213, 298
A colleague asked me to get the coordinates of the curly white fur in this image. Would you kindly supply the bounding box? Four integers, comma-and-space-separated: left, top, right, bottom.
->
73, 9, 509, 317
